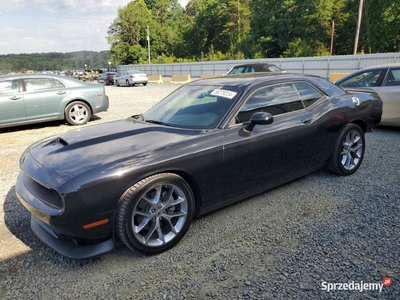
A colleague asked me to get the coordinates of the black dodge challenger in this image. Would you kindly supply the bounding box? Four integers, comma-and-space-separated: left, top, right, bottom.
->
16, 73, 383, 259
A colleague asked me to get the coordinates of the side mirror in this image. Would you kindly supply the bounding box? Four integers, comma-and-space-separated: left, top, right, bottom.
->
244, 112, 274, 132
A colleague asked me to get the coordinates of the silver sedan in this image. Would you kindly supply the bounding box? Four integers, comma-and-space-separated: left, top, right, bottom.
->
114, 70, 148, 87
336, 63, 400, 127
0, 73, 109, 128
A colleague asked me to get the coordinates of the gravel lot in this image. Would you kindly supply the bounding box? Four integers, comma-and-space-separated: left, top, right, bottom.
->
1, 84, 399, 299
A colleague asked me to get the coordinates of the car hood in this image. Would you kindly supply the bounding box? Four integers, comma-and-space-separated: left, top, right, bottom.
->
24, 118, 204, 183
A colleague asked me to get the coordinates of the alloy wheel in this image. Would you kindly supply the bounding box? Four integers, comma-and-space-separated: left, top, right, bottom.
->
340, 129, 363, 171
132, 184, 188, 247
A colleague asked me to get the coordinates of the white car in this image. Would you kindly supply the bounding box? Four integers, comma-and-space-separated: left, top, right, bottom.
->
114, 70, 148, 87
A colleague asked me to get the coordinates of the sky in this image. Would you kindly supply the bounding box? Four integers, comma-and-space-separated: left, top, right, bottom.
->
0, 0, 189, 55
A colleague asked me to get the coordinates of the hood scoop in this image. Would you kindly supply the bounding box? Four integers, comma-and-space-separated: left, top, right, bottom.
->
56, 138, 68, 146
41, 137, 69, 149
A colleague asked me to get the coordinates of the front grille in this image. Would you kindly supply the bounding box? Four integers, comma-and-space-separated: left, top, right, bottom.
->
24, 175, 63, 210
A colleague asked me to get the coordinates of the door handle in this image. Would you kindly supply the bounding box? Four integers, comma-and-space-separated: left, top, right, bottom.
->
301, 117, 313, 124
10, 96, 21, 100
57, 91, 66, 95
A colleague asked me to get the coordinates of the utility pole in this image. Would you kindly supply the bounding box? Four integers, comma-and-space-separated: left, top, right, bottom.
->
237, 0, 240, 42
353, 0, 364, 54
330, 19, 335, 55
146, 26, 151, 64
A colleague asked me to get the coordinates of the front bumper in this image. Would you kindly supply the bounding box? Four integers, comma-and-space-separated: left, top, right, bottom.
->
16, 170, 116, 259
31, 215, 115, 259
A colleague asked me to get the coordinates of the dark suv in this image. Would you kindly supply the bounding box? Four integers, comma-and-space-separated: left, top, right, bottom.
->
226, 63, 284, 75
100, 72, 118, 85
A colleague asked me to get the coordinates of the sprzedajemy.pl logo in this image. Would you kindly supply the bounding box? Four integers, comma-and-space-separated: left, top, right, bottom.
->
321, 277, 392, 293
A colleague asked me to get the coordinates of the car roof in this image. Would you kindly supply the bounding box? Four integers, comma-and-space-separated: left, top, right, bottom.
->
232, 63, 278, 68
190, 72, 318, 86
357, 63, 400, 70
231, 63, 281, 71
0, 73, 68, 80
0, 73, 88, 87
188, 72, 343, 96
127, 70, 144, 73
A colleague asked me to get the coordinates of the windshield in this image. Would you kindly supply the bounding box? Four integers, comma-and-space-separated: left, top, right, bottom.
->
143, 84, 242, 129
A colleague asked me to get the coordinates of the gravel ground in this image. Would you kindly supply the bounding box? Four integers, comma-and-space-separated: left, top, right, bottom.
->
0, 84, 399, 299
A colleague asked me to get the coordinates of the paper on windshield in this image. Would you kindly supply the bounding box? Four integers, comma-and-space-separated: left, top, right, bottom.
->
210, 89, 237, 99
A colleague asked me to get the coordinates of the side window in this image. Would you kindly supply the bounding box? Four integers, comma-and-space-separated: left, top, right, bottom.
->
294, 83, 324, 108
0, 80, 19, 94
53, 79, 66, 88
24, 78, 57, 92
236, 83, 303, 123
338, 69, 384, 87
383, 69, 400, 86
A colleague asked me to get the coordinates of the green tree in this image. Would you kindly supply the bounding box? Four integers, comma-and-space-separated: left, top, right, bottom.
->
360, 0, 400, 53
107, 0, 187, 63
250, 0, 347, 57
183, 0, 250, 58
107, 0, 153, 64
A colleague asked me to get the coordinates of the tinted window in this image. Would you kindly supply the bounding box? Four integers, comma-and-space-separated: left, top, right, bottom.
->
0, 80, 19, 94
338, 69, 384, 87
227, 66, 255, 75
383, 68, 400, 86
294, 82, 324, 107
236, 83, 303, 123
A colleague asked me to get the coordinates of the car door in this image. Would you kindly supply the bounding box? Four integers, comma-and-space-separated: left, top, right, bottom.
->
222, 82, 318, 202
0, 79, 26, 125
23, 78, 70, 121
376, 67, 400, 124
121, 72, 129, 86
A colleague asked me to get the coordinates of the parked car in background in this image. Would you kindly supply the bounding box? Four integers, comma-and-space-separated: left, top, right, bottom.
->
98, 72, 118, 86
335, 63, 400, 127
0, 74, 109, 128
226, 63, 284, 75
16, 73, 382, 259
114, 70, 148, 87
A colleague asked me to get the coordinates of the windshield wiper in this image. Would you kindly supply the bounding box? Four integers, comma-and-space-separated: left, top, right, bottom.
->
145, 119, 170, 126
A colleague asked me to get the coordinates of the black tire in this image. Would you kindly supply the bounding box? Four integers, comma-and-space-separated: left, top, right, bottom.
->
143, 83, 147, 86
116, 173, 195, 254
131, 82, 136, 87
326, 123, 365, 175
65, 101, 91, 125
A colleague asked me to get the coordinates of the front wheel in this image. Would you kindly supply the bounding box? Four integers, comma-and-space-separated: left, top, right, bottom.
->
65, 101, 91, 125
326, 123, 365, 175
116, 173, 195, 254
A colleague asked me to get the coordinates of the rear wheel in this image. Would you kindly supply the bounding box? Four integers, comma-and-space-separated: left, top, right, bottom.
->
116, 173, 195, 254
65, 101, 91, 125
326, 123, 365, 175
143, 83, 147, 86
